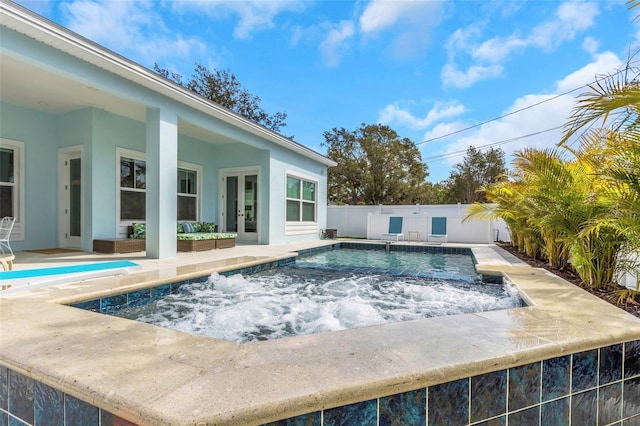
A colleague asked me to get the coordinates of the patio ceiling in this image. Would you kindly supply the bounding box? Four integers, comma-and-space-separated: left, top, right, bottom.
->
0, 54, 237, 146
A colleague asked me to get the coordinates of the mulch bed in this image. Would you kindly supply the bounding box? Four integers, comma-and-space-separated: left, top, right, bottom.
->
497, 243, 640, 319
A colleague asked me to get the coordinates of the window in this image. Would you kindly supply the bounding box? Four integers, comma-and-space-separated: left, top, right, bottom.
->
286, 175, 316, 222
117, 150, 200, 223
0, 139, 24, 239
120, 156, 146, 220
177, 168, 197, 221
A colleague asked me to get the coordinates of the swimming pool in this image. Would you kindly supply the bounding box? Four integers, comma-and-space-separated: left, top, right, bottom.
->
114, 247, 522, 342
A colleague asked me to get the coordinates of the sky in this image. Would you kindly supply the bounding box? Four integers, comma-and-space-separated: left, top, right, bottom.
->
16, 0, 640, 182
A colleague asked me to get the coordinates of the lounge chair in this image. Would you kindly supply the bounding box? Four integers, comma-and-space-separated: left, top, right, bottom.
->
382, 216, 404, 241
0, 216, 16, 255
428, 217, 448, 243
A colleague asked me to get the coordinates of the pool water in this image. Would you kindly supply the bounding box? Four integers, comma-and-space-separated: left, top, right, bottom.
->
114, 248, 522, 343
295, 248, 479, 279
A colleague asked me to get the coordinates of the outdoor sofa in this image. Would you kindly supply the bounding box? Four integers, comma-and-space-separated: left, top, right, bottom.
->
92, 222, 237, 254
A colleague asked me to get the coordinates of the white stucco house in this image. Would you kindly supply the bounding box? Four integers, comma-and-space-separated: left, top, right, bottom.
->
0, 1, 336, 258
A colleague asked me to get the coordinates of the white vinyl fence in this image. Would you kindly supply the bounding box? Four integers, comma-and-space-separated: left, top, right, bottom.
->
326, 204, 510, 244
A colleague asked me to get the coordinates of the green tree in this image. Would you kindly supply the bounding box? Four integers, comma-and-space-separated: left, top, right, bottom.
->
444, 146, 507, 203
154, 63, 288, 133
323, 124, 428, 205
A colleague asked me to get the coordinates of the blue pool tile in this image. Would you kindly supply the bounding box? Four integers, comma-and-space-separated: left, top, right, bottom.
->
541, 396, 569, 425
127, 289, 151, 308
101, 410, 139, 426
428, 378, 469, 426
0, 366, 7, 411
471, 370, 506, 422
542, 355, 570, 402
65, 393, 99, 426
0, 412, 6, 426
599, 382, 622, 425
624, 376, 640, 418
507, 406, 539, 426
261, 411, 321, 426
625, 340, 640, 379
34, 381, 64, 426
473, 415, 505, 426
171, 281, 188, 293
379, 389, 425, 426
8, 370, 33, 425
72, 298, 100, 312
508, 361, 541, 411
601, 343, 624, 385
323, 400, 376, 426
572, 389, 597, 426
8, 416, 29, 426
100, 294, 127, 314
572, 349, 598, 392
152, 284, 171, 299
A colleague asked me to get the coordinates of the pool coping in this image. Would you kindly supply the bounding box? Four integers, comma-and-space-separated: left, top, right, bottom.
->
1, 242, 640, 424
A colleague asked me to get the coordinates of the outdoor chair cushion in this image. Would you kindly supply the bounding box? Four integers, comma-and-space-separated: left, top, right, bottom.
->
177, 232, 237, 241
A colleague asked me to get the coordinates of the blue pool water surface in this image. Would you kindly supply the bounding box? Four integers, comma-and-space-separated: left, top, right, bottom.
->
114, 248, 522, 343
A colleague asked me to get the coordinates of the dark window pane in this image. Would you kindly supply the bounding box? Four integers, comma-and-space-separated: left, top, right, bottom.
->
135, 161, 146, 189
177, 196, 197, 221
120, 191, 145, 220
286, 200, 300, 221
0, 186, 12, 217
178, 169, 197, 195
287, 176, 300, 199
120, 158, 134, 188
302, 202, 315, 221
0, 148, 14, 183
303, 181, 315, 201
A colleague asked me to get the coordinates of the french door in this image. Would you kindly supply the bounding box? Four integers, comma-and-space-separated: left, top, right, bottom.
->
59, 148, 82, 248
221, 169, 258, 242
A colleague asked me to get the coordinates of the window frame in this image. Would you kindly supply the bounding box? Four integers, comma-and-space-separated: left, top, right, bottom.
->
0, 138, 25, 240
285, 172, 318, 227
177, 165, 202, 222
116, 148, 202, 231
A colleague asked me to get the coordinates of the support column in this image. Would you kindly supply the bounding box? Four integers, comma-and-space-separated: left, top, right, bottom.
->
145, 107, 177, 259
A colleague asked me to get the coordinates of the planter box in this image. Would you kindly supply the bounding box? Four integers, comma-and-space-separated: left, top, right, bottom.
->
177, 239, 216, 252
93, 239, 146, 254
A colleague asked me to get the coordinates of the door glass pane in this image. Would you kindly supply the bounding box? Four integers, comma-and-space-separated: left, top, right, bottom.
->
69, 158, 81, 237
286, 200, 300, 221
286, 176, 300, 198
244, 175, 257, 233
226, 177, 238, 232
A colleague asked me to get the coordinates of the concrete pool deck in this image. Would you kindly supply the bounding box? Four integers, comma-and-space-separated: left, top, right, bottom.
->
1, 241, 640, 424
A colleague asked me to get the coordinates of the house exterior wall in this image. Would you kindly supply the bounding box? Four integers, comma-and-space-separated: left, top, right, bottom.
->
1, 22, 333, 254
268, 147, 329, 245
0, 102, 59, 251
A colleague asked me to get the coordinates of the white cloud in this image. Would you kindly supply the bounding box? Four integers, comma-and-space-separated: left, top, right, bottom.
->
60, 0, 205, 65
442, 0, 600, 88
441, 63, 503, 89
527, 0, 599, 50
379, 101, 466, 130
169, 0, 305, 40
433, 50, 625, 172
582, 36, 600, 55
319, 20, 355, 68
358, 0, 447, 59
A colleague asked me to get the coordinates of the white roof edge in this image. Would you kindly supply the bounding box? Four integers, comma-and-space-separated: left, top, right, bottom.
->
0, 1, 337, 167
